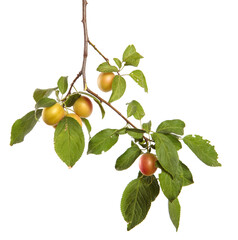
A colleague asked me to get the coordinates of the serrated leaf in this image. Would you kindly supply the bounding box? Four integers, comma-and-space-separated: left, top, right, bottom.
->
183, 135, 221, 167
159, 170, 183, 202
10, 110, 42, 146
33, 87, 57, 102
127, 100, 145, 120
129, 70, 148, 92
122, 45, 143, 67
152, 132, 180, 178
121, 175, 159, 231
179, 161, 194, 186
35, 97, 56, 110
109, 75, 126, 103
142, 121, 152, 133
156, 119, 185, 135
168, 198, 181, 231
87, 129, 119, 155
113, 58, 122, 69
57, 76, 68, 94
64, 93, 81, 107
54, 117, 85, 167
97, 62, 118, 73
115, 145, 141, 170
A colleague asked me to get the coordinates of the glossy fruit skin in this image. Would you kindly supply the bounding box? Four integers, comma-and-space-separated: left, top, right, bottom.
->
73, 96, 93, 118
97, 72, 115, 92
42, 103, 65, 126
66, 113, 82, 127
139, 153, 157, 176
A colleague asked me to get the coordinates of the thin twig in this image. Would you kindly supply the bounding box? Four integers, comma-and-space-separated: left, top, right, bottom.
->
88, 40, 109, 63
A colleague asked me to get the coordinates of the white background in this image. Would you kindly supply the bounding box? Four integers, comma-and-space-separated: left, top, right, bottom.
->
1, 0, 238, 239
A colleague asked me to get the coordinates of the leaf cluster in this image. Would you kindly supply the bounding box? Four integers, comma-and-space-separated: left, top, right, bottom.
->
97, 45, 148, 103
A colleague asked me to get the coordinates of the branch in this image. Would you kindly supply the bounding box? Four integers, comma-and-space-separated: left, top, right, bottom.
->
64, 0, 149, 144
86, 88, 138, 129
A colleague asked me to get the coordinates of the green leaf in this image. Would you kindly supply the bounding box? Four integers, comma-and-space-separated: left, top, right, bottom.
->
122, 45, 143, 67
115, 145, 142, 171
142, 121, 151, 133
87, 129, 119, 155
33, 87, 57, 102
159, 170, 183, 202
126, 128, 145, 140
179, 161, 194, 186
97, 62, 118, 73
152, 132, 180, 178
165, 134, 182, 151
57, 76, 68, 94
93, 97, 105, 119
168, 198, 181, 231
64, 93, 81, 107
121, 174, 159, 231
35, 97, 56, 110
10, 110, 42, 146
113, 58, 122, 69
183, 135, 221, 167
129, 70, 148, 92
156, 119, 185, 135
127, 100, 145, 120
54, 117, 85, 167
109, 75, 126, 103
81, 118, 91, 138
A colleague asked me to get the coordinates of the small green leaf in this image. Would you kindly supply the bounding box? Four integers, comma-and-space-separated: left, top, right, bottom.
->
168, 198, 181, 231
97, 62, 118, 73
126, 128, 145, 140
109, 75, 126, 103
81, 118, 91, 138
10, 110, 42, 146
115, 145, 142, 170
64, 93, 81, 107
87, 129, 119, 155
156, 119, 185, 135
127, 100, 145, 120
159, 170, 183, 202
54, 117, 85, 167
142, 121, 152, 133
35, 97, 56, 110
57, 76, 68, 94
33, 87, 57, 102
121, 174, 159, 231
129, 70, 148, 92
183, 135, 221, 167
179, 161, 194, 186
92, 97, 105, 119
165, 134, 182, 151
113, 58, 122, 69
152, 132, 180, 178
122, 45, 143, 67
136, 173, 160, 202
